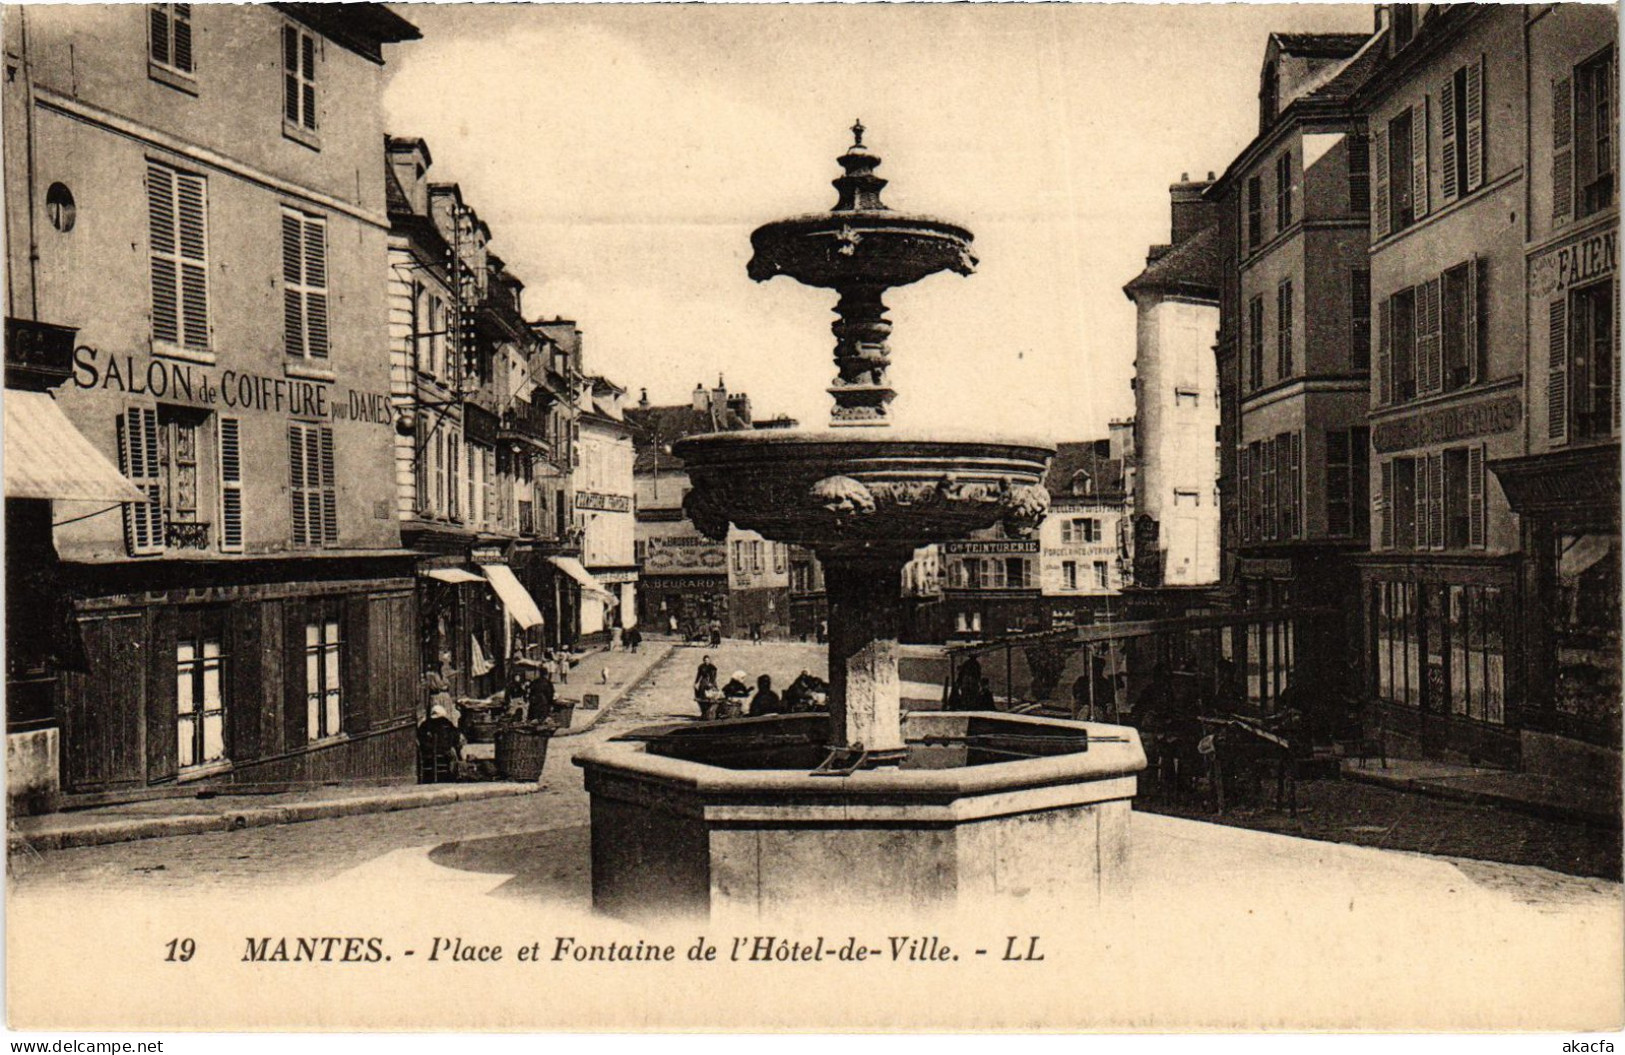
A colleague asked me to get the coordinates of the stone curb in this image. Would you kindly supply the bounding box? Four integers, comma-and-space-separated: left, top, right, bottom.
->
1339, 764, 1618, 828
551, 643, 676, 739
7, 781, 541, 855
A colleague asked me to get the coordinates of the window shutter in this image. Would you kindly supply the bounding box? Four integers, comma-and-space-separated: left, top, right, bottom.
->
300, 33, 316, 130
1548, 296, 1570, 444
1377, 296, 1392, 405
1379, 460, 1393, 550
289, 423, 308, 545
172, 5, 193, 74
1467, 444, 1485, 548
282, 212, 305, 358
1440, 72, 1459, 204
218, 417, 243, 552
1429, 452, 1445, 550
150, 6, 170, 66
1411, 98, 1430, 220
304, 218, 328, 358
1351, 267, 1371, 369
1238, 445, 1250, 543
1412, 457, 1428, 552
1374, 126, 1391, 238
1553, 76, 1574, 226
319, 425, 337, 544
1464, 56, 1485, 193
1465, 256, 1482, 384
1416, 277, 1442, 395
1289, 431, 1302, 539
1348, 132, 1370, 213
147, 163, 178, 345
283, 26, 300, 124
119, 407, 164, 556
175, 172, 208, 350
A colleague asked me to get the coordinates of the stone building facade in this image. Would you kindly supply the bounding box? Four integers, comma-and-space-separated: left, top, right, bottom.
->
2, 4, 421, 800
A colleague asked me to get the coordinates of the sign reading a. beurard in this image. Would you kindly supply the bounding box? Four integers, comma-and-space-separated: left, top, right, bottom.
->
71, 346, 394, 426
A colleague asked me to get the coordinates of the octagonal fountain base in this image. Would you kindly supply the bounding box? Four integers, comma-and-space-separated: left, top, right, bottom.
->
574, 712, 1146, 921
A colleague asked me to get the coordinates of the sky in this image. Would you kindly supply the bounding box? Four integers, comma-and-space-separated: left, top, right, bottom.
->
381, 2, 1372, 441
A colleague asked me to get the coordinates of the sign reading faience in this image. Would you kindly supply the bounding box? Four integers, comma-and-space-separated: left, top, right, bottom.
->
1372, 393, 1521, 453
1531, 228, 1618, 298
576, 491, 633, 513
70, 346, 394, 426
942, 539, 1040, 555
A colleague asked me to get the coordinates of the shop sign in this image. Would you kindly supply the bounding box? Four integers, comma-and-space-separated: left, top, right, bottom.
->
645, 534, 727, 573
1531, 229, 1617, 298
647, 574, 727, 590
71, 346, 393, 426
470, 546, 506, 563
593, 569, 639, 584
576, 491, 632, 513
1237, 557, 1294, 579
1372, 394, 1521, 453
942, 540, 1040, 556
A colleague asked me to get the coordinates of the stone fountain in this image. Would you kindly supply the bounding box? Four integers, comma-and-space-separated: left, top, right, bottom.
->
575, 125, 1145, 920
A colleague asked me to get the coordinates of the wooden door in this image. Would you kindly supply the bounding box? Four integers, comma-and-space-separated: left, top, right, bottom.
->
58, 611, 147, 791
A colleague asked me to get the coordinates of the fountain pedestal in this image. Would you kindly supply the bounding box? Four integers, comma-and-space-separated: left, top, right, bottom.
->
822, 548, 912, 758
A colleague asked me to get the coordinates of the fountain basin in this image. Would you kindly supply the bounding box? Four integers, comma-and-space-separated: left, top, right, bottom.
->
674, 430, 1054, 547
748, 210, 977, 289
574, 712, 1146, 920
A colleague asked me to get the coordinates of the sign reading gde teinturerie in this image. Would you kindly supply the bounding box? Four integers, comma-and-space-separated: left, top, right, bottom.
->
70, 346, 395, 426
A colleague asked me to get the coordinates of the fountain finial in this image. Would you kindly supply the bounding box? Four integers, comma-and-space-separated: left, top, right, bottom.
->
851, 119, 865, 147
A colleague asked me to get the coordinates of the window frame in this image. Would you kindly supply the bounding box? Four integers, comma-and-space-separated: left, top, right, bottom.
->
1574, 46, 1618, 221
303, 609, 344, 742
148, 3, 196, 89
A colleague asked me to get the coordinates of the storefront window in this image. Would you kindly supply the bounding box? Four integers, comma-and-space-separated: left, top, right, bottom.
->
1553, 533, 1622, 730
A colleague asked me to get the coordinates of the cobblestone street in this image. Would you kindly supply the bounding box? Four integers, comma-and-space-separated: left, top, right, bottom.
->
7, 640, 829, 899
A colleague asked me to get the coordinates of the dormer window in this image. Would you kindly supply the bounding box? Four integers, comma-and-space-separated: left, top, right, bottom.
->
1071, 470, 1094, 497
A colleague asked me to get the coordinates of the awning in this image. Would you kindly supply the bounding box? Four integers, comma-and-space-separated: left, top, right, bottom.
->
478, 562, 545, 629
421, 567, 484, 584
4, 390, 145, 502
548, 555, 616, 599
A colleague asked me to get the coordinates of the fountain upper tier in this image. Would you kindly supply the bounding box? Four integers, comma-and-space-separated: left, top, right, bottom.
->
746, 122, 978, 426
674, 429, 1053, 554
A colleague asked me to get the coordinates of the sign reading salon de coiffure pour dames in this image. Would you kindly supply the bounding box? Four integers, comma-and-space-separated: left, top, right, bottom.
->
71, 346, 394, 426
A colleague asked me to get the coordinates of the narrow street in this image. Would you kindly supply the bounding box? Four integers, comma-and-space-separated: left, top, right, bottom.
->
7, 640, 829, 901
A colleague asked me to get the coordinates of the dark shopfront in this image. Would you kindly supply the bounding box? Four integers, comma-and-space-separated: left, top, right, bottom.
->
53, 554, 420, 796
1493, 445, 1622, 753
1359, 555, 1524, 767
641, 574, 729, 637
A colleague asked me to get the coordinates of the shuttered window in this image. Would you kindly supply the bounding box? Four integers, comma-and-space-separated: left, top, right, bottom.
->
1549, 296, 1570, 444
1378, 460, 1394, 550
1442, 58, 1487, 207
1374, 125, 1391, 239
1247, 295, 1265, 391
1441, 258, 1480, 391
147, 162, 209, 351
119, 407, 165, 556
1416, 276, 1443, 396
149, 4, 193, 74
282, 24, 317, 131
1237, 445, 1251, 544
1377, 295, 1392, 404
1275, 151, 1293, 232
1467, 445, 1486, 549
1246, 176, 1263, 250
1351, 268, 1372, 370
288, 421, 337, 547
218, 417, 242, 552
1553, 76, 1575, 226
1279, 431, 1301, 540
1276, 279, 1294, 380
1411, 97, 1430, 222
281, 208, 329, 359
1347, 132, 1370, 214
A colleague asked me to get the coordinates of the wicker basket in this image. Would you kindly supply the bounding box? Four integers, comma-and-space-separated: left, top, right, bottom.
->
494, 725, 552, 781
549, 702, 576, 730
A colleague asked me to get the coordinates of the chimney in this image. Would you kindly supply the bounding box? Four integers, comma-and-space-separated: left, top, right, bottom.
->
1169, 173, 1219, 245
691, 383, 707, 412
726, 393, 753, 426
712, 374, 728, 414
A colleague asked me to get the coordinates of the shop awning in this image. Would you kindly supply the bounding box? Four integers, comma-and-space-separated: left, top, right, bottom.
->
421, 567, 484, 584
4, 390, 145, 502
548, 555, 616, 599
478, 562, 545, 629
